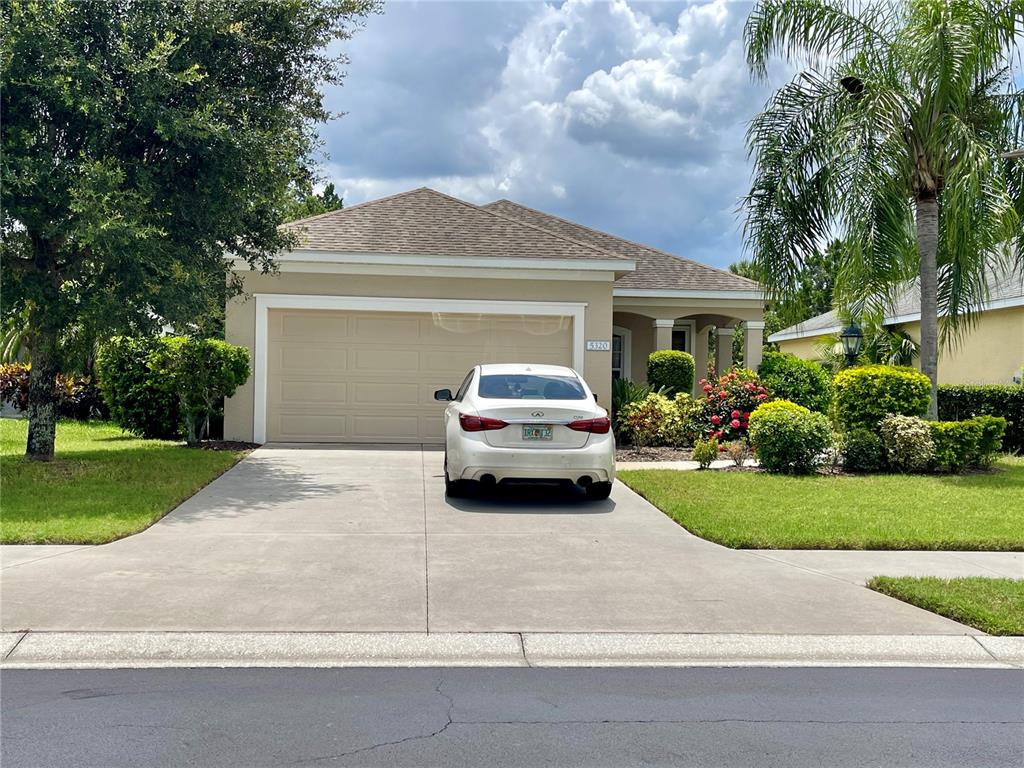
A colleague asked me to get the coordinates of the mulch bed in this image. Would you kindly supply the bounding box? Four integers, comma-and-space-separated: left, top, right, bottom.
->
615, 446, 694, 462
191, 440, 260, 451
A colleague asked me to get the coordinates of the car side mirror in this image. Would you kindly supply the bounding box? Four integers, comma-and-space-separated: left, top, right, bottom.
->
434, 388, 453, 402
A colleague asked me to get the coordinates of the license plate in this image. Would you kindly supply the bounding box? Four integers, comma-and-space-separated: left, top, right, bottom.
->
522, 425, 553, 441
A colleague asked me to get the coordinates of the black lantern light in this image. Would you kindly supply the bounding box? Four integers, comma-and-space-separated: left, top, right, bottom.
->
839, 324, 864, 366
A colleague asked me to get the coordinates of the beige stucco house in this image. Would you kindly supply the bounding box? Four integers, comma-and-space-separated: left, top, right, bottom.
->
770, 266, 1024, 385
224, 188, 762, 443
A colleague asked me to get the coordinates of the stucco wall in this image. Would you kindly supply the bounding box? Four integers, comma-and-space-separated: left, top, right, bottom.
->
225, 269, 615, 442
777, 305, 1024, 385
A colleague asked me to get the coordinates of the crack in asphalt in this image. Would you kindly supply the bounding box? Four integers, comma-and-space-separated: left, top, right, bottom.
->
289, 672, 456, 765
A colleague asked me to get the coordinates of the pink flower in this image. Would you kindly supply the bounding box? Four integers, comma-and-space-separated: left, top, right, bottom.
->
731, 410, 741, 419
719, 444, 727, 452
718, 391, 728, 400
703, 384, 713, 393
711, 415, 722, 426
731, 419, 741, 429
715, 430, 724, 439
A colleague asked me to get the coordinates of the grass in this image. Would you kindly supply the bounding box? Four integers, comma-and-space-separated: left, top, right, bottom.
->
1, 419, 247, 544
868, 576, 1024, 635
617, 457, 1024, 550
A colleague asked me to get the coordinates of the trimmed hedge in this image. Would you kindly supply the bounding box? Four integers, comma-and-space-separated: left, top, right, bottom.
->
930, 415, 1007, 472
833, 365, 931, 431
758, 351, 833, 413
748, 399, 832, 474
938, 384, 1023, 453
879, 414, 934, 473
841, 428, 886, 473
648, 350, 695, 395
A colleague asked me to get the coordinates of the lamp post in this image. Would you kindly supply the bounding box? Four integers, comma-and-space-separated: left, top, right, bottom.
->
839, 324, 864, 367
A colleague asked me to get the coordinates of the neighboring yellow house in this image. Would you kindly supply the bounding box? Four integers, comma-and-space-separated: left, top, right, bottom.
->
769, 268, 1024, 385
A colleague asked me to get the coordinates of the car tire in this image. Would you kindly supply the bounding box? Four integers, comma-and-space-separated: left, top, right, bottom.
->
585, 481, 612, 501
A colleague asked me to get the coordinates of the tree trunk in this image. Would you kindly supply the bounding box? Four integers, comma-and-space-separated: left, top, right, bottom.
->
916, 194, 939, 420
26, 325, 60, 461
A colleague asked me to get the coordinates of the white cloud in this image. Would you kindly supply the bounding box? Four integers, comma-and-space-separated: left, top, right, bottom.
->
321, 0, 778, 267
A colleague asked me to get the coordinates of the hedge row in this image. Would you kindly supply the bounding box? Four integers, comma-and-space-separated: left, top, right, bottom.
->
938, 385, 1023, 453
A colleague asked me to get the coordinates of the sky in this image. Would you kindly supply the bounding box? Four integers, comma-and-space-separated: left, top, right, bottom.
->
316, 0, 786, 269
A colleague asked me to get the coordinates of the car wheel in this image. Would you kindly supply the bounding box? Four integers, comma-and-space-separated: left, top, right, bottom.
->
585, 481, 612, 501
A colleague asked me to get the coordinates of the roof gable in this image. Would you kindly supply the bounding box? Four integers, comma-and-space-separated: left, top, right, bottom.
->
483, 199, 760, 293
280, 188, 627, 263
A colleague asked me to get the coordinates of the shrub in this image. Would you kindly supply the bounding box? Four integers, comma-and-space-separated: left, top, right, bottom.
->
695, 367, 768, 443
0, 362, 106, 419
748, 401, 832, 474
833, 365, 932, 431
611, 378, 667, 424
647, 350, 695, 395
149, 337, 251, 445
929, 416, 1006, 471
725, 440, 750, 467
757, 351, 833, 413
752, 399, 808, 416
879, 414, 934, 472
617, 392, 684, 447
97, 336, 250, 442
841, 428, 886, 473
973, 415, 1008, 466
0, 363, 29, 411
97, 337, 182, 439
938, 384, 1023, 453
692, 436, 718, 469
929, 419, 984, 473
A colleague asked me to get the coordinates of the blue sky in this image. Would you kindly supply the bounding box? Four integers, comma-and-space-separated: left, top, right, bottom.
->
316, 0, 783, 269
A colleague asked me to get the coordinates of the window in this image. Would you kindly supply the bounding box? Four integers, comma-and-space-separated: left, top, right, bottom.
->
454, 369, 475, 401
612, 334, 624, 380
477, 374, 587, 400
671, 328, 688, 352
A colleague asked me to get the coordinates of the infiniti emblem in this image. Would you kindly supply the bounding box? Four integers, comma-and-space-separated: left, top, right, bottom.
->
531, 411, 544, 417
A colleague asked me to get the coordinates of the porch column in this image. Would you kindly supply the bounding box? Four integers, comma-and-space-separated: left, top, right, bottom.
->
652, 319, 675, 351
743, 320, 765, 372
693, 325, 710, 394
715, 326, 734, 375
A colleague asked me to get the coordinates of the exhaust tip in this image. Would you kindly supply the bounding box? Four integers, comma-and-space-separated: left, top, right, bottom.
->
577, 475, 593, 487
480, 474, 497, 486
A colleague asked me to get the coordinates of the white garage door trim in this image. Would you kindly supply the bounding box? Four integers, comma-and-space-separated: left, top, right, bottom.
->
252, 293, 588, 443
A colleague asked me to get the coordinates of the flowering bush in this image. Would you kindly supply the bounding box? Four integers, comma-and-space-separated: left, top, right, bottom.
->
694, 367, 770, 444
879, 414, 934, 472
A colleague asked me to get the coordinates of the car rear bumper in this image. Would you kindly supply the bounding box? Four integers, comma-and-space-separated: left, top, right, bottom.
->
454, 436, 615, 484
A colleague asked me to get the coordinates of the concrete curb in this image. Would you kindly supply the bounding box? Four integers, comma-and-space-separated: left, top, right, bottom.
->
2, 632, 1022, 669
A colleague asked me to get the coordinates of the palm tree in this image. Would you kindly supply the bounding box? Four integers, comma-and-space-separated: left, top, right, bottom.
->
742, 0, 1023, 418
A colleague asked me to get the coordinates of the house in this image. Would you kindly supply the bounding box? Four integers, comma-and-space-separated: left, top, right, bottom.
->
224, 188, 762, 443
769, 265, 1024, 385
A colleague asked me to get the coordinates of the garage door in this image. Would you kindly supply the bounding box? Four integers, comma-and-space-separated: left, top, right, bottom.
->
265, 309, 574, 443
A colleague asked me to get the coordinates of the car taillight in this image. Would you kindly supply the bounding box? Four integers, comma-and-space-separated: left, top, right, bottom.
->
567, 417, 610, 434
459, 413, 508, 432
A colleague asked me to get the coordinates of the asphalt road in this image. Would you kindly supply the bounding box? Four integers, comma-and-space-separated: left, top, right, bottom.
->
2, 667, 1022, 767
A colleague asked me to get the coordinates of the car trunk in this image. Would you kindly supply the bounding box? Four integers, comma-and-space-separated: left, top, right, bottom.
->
477, 401, 593, 449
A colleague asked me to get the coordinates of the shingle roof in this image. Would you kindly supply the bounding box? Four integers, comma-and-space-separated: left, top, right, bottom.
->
280, 187, 628, 263
483, 199, 760, 293
769, 263, 1024, 342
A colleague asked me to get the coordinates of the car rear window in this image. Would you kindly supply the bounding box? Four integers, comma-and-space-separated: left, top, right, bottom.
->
477, 374, 587, 400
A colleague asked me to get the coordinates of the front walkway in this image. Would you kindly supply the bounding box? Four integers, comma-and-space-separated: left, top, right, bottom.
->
0, 445, 993, 635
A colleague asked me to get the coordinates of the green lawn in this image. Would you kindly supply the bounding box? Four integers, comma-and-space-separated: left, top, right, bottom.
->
618, 458, 1024, 550
868, 576, 1024, 635
1, 419, 247, 544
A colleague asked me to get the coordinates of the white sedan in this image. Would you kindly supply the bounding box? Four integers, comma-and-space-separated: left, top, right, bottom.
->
434, 363, 615, 500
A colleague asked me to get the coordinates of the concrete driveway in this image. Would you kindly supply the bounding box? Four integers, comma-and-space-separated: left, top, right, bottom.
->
0, 446, 974, 634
